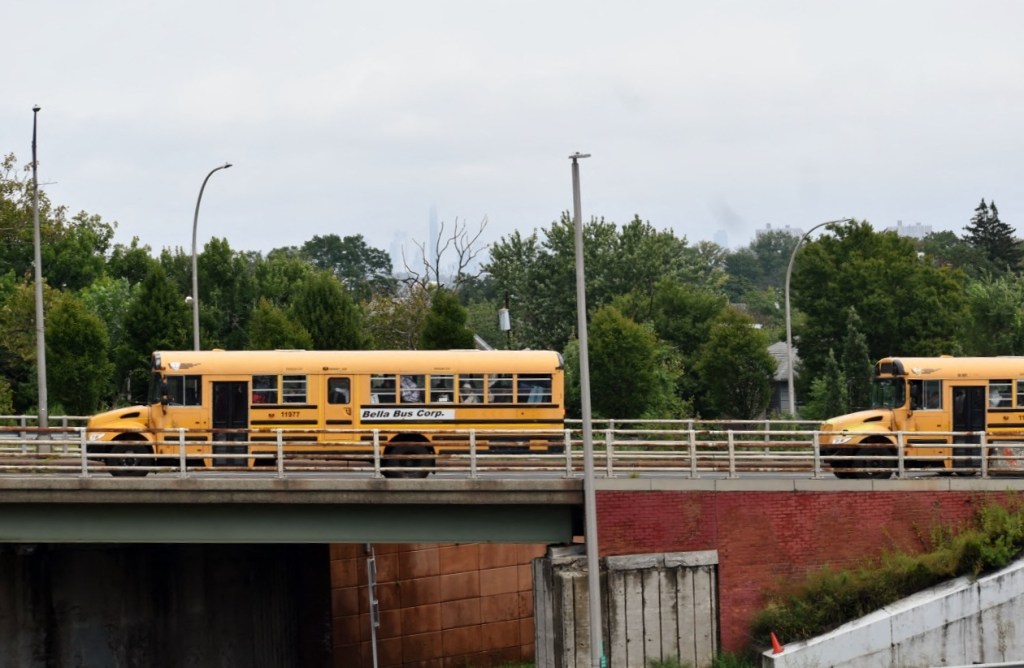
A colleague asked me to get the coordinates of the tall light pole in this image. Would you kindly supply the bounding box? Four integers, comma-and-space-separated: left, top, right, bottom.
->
570, 151, 605, 668
784, 218, 854, 415
31, 105, 48, 434
191, 162, 232, 350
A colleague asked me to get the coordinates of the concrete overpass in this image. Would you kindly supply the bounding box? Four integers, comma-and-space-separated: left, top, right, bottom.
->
0, 477, 583, 544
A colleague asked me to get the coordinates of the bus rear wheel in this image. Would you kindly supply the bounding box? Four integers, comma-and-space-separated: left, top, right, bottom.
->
383, 444, 434, 479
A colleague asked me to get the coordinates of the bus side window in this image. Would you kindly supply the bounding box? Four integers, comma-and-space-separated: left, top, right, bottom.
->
518, 374, 551, 403
371, 375, 396, 404
328, 378, 350, 404
488, 374, 513, 403
431, 374, 454, 403
1017, 379, 1024, 408
922, 380, 941, 410
990, 380, 1012, 408
458, 374, 482, 404
252, 375, 277, 404
400, 375, 424, 403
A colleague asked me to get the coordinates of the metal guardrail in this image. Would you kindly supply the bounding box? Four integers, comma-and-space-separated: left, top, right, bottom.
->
0, 419, 1021, 480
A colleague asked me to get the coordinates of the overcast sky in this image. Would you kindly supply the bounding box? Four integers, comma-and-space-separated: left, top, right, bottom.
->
4, 1, 1024, 266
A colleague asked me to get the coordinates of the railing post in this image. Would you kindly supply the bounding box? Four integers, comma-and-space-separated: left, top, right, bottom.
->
563, 429, 573, 478
79, 428, 88, 478
604, 427, 615, 478
469, 429, 478, 479
177, 428, 187, 478
276, 429, 285, 478
897, 432, 905, 479
372, 430, 382, 478
688, 429, 699, 479
812, 431, 822, 479
727, 431, 738, 479
980, 432, 989, 479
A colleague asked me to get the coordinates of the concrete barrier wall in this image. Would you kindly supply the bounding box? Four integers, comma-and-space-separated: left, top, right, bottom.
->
533, 549, 719, 668
762, 557, 1024, 667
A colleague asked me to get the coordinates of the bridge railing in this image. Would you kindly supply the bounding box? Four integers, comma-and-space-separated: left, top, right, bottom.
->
0, 421, 1020, 479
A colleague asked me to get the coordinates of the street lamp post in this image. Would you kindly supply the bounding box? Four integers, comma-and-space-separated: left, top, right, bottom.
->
570, 151, 605, 668
191, 162, 232, 351
784, 218, 854, 415
31, 105, 48, 437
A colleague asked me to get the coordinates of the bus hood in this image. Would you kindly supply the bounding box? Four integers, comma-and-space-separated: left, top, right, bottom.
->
86, 405, 151, 432
820, 409, 893, 442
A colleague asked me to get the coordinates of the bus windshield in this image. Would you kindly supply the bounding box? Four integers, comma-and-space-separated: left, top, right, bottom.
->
870, 378, 905, 409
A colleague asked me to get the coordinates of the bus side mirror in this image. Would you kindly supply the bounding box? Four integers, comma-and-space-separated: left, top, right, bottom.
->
160, 381, 170, 407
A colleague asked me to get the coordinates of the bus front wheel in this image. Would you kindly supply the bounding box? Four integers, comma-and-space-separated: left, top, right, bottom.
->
855, 446, 895, 480
108, 440, 151, 478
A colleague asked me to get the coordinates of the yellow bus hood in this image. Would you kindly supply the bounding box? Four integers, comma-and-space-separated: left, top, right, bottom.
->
820, 409, 893, 444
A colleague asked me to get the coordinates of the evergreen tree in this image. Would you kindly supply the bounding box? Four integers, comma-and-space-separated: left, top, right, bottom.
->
693, 308, 776, 419
803, 349, 849, 420
420, 288, 475, 350
963, 199, 1023, 273
46, 293, 114, 414
841, 308, 873, 411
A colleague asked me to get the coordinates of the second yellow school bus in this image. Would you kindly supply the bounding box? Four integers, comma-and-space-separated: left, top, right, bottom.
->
820, 356, 1024, 478
86, 349, 565, 477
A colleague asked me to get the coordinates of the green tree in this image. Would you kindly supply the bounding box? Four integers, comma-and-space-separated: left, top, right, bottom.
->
290, 271, 368, 350
300, 234, 396, 301
0, 282, 61, 411
195, 238, 259, 349
791, 221, 966, 385
841, 308, 873, 411
254, 249, 316, 308
46, 293, 114, 414
692, 308, 776, 419
917, 230, 992, 278
802, 349, 849, 420
247, 298, 313, 350
963, 199, 1022, 273
587, 305, 675, 419
960, 274, 1024, 355
364, 288, 432, 350
420, 288, 475, 350
118, 265, 190, 403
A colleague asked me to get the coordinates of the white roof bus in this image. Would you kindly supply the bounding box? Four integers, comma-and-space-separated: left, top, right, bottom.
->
86, 349, 565, 478
819, 356, 1024, 478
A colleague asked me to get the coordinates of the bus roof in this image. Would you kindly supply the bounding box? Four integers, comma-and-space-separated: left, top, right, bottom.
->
153, 349, 564, 375
879, 356, 1024, 379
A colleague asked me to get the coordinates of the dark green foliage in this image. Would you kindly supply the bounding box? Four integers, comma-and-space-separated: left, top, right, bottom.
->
693, 309, 776, 419
800, 349, 848, 421
841, 308, 872, 411
962, 199, 1022, 273
420, 288, 475, 350
290, 271, 369, 350
300, 233, 396, 301
791, 221, 966, 384
248, 298, 313, 350
750, 500, 1024, 648
588, 306, 662, 419
46, 293, 113, 414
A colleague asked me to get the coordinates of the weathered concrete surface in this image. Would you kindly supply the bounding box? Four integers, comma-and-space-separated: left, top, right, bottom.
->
762, 557, 1024, 667
0, 543, 332, 668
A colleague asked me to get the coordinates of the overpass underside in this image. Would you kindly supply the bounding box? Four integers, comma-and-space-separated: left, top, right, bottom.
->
0, 478, 584, 544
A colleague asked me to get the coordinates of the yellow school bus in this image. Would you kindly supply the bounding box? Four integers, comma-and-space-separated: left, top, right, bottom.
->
819, 356, 1024, 478
86, 349, 565, 477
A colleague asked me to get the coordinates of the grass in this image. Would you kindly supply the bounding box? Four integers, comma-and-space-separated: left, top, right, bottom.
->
750, 498, 1024, 649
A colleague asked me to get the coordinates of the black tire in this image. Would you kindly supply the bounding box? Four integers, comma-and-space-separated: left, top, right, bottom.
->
854, 446, 895, 480
823, 449, 856, 479
109, 441, 151, 478
383, 444, 434, 479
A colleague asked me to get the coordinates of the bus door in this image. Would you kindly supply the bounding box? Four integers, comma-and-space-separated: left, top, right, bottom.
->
952, 386, 986, 470
324, 377, 354, 444
212, 381, 249, 467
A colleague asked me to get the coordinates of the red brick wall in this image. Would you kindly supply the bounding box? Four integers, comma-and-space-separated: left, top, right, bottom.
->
597, 489, 1015, 653
330, 543, 546, 667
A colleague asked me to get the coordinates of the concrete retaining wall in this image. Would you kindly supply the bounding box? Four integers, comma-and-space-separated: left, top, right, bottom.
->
762, 557, 1024, 667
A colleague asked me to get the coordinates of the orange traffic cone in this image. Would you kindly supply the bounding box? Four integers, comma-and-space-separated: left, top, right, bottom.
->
770, 631, 784, 654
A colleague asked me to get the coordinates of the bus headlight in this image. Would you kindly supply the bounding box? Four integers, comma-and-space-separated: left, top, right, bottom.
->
831, 435, 853, 445
88, 433, 106, 441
